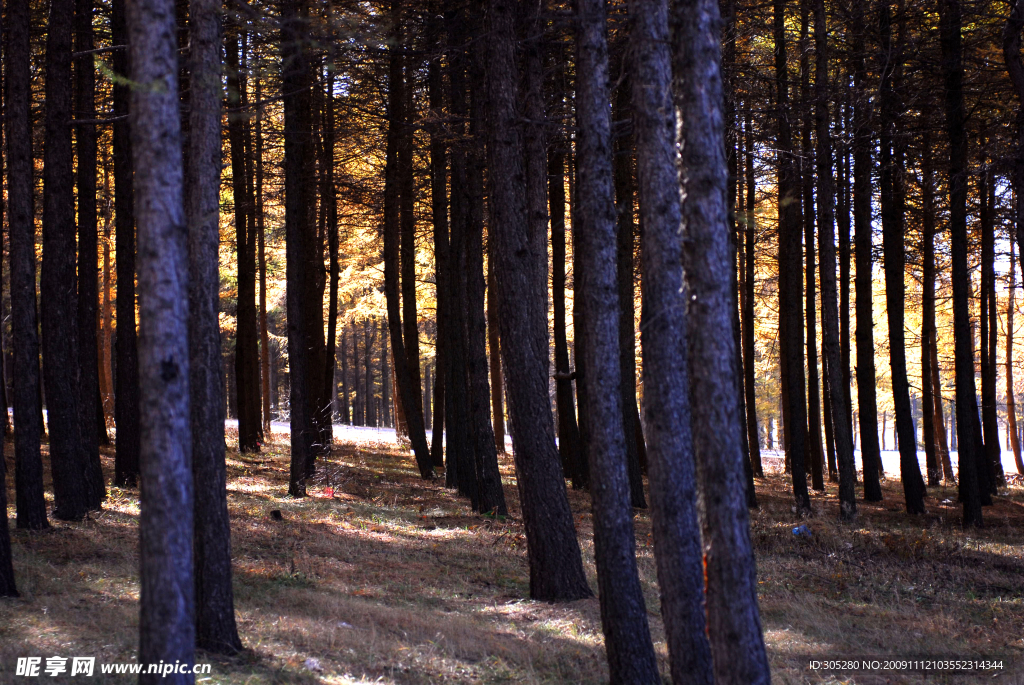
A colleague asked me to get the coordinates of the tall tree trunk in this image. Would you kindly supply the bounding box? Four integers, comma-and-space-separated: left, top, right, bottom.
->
549, 146, 584, 480
630, 0, 714, 679
838, 96, 854, 447
1009, 232, 1024, 474
128, 0, 195, 673
800, 0, 825, 493
399, 31, 422, 435
979, 159, 1004, 487
921, 135, 941, 487
0, 437, 16, 595
486, 0, 592, 602
773, 0, 811, 512
940, 0, 983, 526
488, 250, 505, 454
255, 78, 271, 434
384, 0, 434, 479
282, 0, 316, 496
75, 0, 105, 507
671, 0, 771, 678
340, 323, 350, 424
427, 45, 447, 466
322, 72, 339, 446
6, 0, 48, 530
931, 327, 955, 481
612, 79, 647, 509
227, 26, 261, 454
851, 0, 882, 500
575, 0, 660, 677
43, 0, 89, 521
100, 167, 114, 423
815, 0, 856, 519
742, 111, 763, 478
187, 0, 241, 654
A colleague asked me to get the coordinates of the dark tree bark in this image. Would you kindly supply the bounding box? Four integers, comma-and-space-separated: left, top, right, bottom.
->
549, 146, 585, 482
0, 447, 16, 596
398, 53, 422, 437
742, 112, 763, 478
128, 0, 195, 673
427, 44, 447, 467
42, 0, 89, 521
486, 0, 591, 602
322, 72, 339, 448
921, 136, 941, 487
838, 98, 854, 450
851, 0, 882, 501
630, 0, 714, 680
383, 0, 434, 480
282, 0, 316, 496
878, 0, 926, 514
773, 0, 811, 512
340, 323, 350, 424
75, 0, 106, 508
940, 0, 983, 526
6, 0, 48, 530
255, 77, 271, 434
488, 250, 504, 454
978, 159, 1003, 488
576, 0, 660, 679
815, 0, 855, 519
671, 0, 771, 678
113, 0, 141, 488
226, 26, 261, 454
611, 80, 647, 509
187, 0, 241, 654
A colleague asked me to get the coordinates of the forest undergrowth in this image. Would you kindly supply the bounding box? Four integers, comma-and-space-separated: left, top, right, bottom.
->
1, 432, 1023, 684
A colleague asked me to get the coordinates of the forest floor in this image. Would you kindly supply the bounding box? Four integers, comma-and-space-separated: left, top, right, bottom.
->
2, 430, 1024, 684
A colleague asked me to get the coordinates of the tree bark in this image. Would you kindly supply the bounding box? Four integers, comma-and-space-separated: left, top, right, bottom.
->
815, 0, 856, 519
921, 136, 941, 487
427, 47, 447, 466
979, 159, 1003, 487
575, 0, 660, 678
128, 0, 195, 672
187, 0, 241, 654
113, 0, 141, 488
851, 0, 882, 501
940, 0, 983, 526
486, 0, 591, 602
42, 0, 90, 521
6, 0, 49, 530
773, 0, 811, 512
255, 77, 271, 434
75, 0, 106, 508
322, 72, 340, 448
671, 0, 772, 678
742, 112, 763, 478
630, 0, 714, 679
399, 47, 422, 434
488, 250, 505, 453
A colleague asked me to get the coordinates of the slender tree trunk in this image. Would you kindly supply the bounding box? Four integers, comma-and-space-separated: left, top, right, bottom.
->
630, 0, 714, 679
550, 146, 584, 480
100, 167, 114, 423
0, 439, 16, 595
322, 72, 339, 446
575, 0, 660, 677
1009, 229, 1023, 473
486, 0, 592, 602
774, 0, 811, 512
488, 248, 505, 454
672, 0, 772, 678
399, 30, 422, 434
128, 0, 195, 673
742, 112, 763, 478
921, 136, 941, 486
940, 0, 983, 526
384, 0, 434, 479
75, 0, 105, 507
851, 0, 882, 500
815, 0, 855, 518
428, 46, 447, 466
838, 98, 854, 447
43, 0, 90, 521
282, 0, 315, 496
6, 0, 48, 530
340, 323, 350, 424
255, 78, 271, 434
931, 327, 955, 481
979, 159, 1004, 487
187, 0, 241, 654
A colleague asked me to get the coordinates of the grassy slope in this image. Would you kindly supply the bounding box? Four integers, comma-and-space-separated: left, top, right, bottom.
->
1, 432, 1023, 684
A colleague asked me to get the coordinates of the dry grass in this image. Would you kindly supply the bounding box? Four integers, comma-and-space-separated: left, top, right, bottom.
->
1, 433, 1023, 684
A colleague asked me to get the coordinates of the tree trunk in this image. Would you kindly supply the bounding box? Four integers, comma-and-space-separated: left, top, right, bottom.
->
940, 0, 983, 526
128, 0, 196, 672
187, 0, 241, 654
6, 0, 48, 530
42, 0, 90, 521
838, 97, 854, 448
1009, 228, 1023, 474
549, 146, 584, 481
322, 72, 339, 447
671, 0, 772, 678
486, 0, 592, 602
742, 112, 763, 478
488, 250, 505, 454
773, 0, 811, 512
979, 159, 1004, 487
399, 33, 422, 436
630, 0, 714, 679
921, 135, 941, 487
75, 0, 106, 507
575, 0, 660, 677
851, 0, 882, 501
428, 48, 447, 466
0, 445, 16, 596
255, 77, 271, 434
815, 0, 856, 518
931, 328, 956, 481
383, 0, 434, 479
